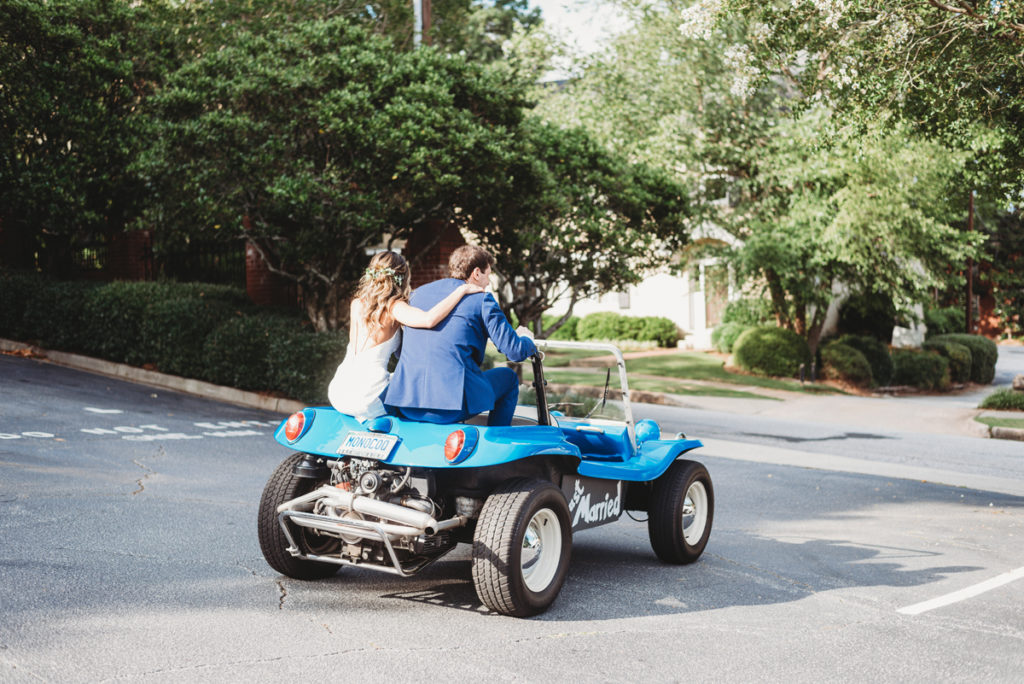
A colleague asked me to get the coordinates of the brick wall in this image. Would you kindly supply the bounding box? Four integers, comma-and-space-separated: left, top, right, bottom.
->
246, 244, 296, 307
404, 220, 465, 289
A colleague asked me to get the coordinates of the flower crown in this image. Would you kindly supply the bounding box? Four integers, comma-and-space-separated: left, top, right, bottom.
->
365, 266, 404, 287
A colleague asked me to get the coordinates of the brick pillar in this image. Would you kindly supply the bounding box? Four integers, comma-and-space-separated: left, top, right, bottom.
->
246, 243, 296, 307
404, 220, 466, 289
106, 230, 153, 281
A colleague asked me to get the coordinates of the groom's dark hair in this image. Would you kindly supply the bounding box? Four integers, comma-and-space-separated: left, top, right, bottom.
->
448, 244, 495, 280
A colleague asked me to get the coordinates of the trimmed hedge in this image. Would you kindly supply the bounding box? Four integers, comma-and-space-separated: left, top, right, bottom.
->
821, 342, 873, 386
711, 321, 751, 353
925, 306, 965, 337
978, 389, 1024, 411
732, 325, 810, 377
575, 312, 679, 347
922, 338, 972, 384
541, 314, 580, 340
929, 334, 998, 384
0, 271, 345, 403
891, 349, 950, 391
722, 298, 773, 326
837, 334, 893, 387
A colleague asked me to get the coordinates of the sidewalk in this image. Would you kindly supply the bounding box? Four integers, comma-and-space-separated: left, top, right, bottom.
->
3, 337, 1020, 441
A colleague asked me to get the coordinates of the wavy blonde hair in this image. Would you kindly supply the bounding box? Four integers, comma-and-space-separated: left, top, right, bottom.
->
355, 251, 412, 333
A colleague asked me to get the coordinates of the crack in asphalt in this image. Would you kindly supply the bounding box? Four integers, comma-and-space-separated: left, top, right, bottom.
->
130, 446, 164, 495
277, 580, 287, 610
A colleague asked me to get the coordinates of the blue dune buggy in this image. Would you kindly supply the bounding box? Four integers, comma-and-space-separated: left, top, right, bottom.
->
257, 340, 714, 617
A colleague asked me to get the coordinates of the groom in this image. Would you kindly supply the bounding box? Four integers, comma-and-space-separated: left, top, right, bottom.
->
384, 244, 537, 426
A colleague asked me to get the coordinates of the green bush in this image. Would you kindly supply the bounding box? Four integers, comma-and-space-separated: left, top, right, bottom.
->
639, 316, 679, 347
542, 314, 579, 340
733, 325, 810, 377
837, 334, 893, 386
821, 342, 873, 386
0, 270, 41, 339
929, 334, 998, 384
711, 322, 751, 353
20, 280, 95, 352
925, 306, 965, 337
922, 339, 972, 384
575, 312, 678, 346
722, 298, 773, 326
138, 296, 236, 378
978, 389, 1024, 411
80, 282, 173, 364
576, 312, 624, 341
201, 314, 295, 391
891, 349, 951, 391
267, 329, 348, 404
837, 291, 896, 342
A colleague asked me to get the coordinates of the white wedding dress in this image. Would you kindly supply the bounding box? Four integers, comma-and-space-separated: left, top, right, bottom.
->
327, 325, 401, 421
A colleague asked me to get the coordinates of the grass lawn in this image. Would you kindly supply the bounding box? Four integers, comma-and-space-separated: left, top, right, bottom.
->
976, 416, 1024, 430
617, 352, 839, 394
526, 368, 778, 400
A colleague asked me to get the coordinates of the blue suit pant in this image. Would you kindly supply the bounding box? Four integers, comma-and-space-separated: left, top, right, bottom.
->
398, 367, 519, 426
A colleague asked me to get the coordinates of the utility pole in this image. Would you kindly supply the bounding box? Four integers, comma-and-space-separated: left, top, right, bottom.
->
413, 0, 432, 47
966, 190, 974, 334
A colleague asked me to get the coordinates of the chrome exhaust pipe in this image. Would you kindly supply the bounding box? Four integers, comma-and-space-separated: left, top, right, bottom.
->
280, 485, 444, 533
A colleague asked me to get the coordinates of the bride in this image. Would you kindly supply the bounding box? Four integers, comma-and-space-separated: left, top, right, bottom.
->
328, 250, 482, 420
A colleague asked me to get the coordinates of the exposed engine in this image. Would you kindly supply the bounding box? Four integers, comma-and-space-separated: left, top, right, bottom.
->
276, 458, 467, 574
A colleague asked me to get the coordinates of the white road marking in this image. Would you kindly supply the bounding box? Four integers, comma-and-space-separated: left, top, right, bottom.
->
897, 567, 1024, 616
84, 407, 123, 414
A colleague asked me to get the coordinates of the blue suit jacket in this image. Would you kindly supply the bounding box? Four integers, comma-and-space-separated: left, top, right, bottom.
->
383, 278, 537, 414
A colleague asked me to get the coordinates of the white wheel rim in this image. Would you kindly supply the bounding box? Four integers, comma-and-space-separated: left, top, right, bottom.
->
521, 508, 562, 593
682, 481, 708, 546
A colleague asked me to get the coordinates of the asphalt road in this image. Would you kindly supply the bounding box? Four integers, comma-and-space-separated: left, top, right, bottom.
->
1, 354, 1022, 682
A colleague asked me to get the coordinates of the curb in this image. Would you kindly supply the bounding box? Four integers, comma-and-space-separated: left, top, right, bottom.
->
0, 338, 303, 416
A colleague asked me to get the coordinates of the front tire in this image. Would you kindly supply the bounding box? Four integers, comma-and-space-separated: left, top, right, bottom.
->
648, 460, 714, 564
471, 478, 572, 617
257, 452, 339, 580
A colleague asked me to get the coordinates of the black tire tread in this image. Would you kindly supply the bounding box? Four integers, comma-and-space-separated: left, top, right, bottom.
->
648, 460, 714, 564
257, 452, 338, 580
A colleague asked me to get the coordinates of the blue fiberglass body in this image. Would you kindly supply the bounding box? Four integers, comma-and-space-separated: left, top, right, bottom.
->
274, 407, 703, 483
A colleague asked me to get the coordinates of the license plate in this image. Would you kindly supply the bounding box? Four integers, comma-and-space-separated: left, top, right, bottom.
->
336, 431, 399, 460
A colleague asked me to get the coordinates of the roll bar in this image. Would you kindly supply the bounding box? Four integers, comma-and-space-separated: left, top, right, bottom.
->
532, 339, 636, 452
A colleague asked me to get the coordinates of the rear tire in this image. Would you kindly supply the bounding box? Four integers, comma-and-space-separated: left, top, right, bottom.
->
257, 452, 339, 580
471, 478, 572, 617
648, 460, 714, 564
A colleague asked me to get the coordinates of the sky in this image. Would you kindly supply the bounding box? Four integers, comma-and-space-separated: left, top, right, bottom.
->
527, 0, 628, 55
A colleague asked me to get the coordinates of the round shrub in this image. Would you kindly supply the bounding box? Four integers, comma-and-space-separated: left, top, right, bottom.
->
267, 329, 348, 403
924, 306, 965, 337
80, 281, 175, 364
929, 334, 997, 384
712, 322, 751, 353
821, 342, 873, 386
0, 269, 41, 339
722, 298, 772, 326
139, 296, 236, 378
733, 325, 811, 377
542, 314, 579, 340
837, 334, 894, 386
576, 312, 625, 341
978, 388, 1024, 411
922, 339, 972, 384
202, 314, 295, 391
639, 316, 679, 347
891, 349, 951, 391
20, 279, 94, 352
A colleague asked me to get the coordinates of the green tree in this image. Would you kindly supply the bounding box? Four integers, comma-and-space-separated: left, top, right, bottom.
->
134, 17, 539, 331
0, 0, 169, 273
471, 121, 692, 337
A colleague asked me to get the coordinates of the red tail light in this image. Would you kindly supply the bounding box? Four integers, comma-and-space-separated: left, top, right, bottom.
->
444, 430, 465, 462
284, 412, 305, 442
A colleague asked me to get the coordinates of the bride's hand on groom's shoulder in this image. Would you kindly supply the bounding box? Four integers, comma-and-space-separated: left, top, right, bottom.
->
460, 283, 485, 295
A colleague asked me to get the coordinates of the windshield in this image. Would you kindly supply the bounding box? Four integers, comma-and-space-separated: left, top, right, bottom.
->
515, 350, 625, 423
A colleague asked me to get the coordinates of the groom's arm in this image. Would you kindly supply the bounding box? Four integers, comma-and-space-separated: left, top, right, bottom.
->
481, 294, 537, 363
